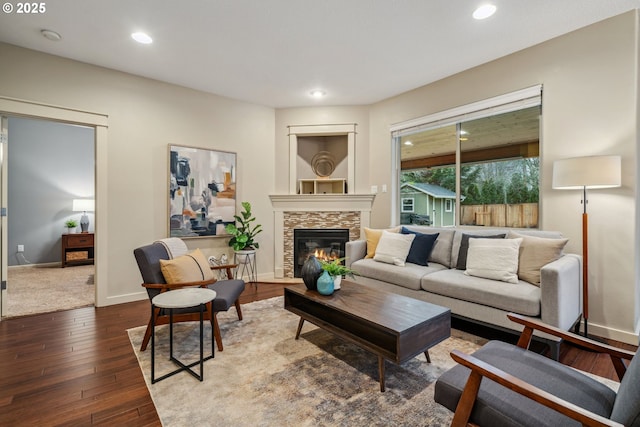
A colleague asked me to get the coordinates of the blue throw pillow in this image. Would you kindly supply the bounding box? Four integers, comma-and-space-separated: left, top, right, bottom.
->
401, 227, 439, 266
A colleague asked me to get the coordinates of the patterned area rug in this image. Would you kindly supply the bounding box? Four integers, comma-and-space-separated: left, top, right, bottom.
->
128, 296, 487, 426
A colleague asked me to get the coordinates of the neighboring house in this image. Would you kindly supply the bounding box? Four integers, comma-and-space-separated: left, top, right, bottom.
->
401, 182, 456, 227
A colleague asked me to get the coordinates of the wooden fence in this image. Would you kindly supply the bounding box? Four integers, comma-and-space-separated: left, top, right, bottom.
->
460, 203, 538, 228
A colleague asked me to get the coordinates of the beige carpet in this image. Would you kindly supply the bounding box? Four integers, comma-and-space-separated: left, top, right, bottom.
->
6, 265, 94, 317
128, 296, 487, 426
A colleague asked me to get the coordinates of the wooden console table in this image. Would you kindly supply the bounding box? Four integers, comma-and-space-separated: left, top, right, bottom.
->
61, 233, 94, 267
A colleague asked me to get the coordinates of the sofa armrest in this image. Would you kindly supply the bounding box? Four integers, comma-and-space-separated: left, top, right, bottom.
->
345, 240, 367, 268
540, 254, 582, 330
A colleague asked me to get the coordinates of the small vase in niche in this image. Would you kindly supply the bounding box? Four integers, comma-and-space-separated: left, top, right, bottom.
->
316, 270, 334, 295
301, 255, 322, 291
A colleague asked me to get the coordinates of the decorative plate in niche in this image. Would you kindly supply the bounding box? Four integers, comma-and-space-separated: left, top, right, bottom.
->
311, 151, 336, 177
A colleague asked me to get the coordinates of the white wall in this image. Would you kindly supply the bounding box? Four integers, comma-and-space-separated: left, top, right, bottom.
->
0, 42, 275, 306
368, 11, 638, 343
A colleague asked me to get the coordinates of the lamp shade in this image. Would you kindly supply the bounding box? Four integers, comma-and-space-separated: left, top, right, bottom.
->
72, 199, 95, 212
552, 155, 621, 190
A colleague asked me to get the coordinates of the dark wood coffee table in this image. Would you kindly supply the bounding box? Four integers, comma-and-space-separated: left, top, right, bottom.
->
284, 281, 451, 391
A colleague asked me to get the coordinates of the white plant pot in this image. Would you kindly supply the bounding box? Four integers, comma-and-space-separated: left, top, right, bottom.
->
235, 249, 256, 264
67, 227, 76, 234
333, 275, 342, 290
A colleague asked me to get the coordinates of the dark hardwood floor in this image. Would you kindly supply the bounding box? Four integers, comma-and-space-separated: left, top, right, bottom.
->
0, 282, 635, 426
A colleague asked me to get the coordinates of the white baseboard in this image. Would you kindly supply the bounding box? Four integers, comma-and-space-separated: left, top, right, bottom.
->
102, 291, 148, 307
587, 322, 639, 346
8, 262, 61, 270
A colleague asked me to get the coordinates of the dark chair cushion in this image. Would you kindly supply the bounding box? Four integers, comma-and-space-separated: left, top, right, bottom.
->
208, 279, 245, 312
434, 340, 617, 427
611, 350, 640, 426
134, 243, 170, 300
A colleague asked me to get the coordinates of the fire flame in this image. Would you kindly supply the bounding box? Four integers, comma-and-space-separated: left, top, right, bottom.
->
314, 249, 338, 262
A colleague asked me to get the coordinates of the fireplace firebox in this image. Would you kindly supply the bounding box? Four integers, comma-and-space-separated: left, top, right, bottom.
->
293, 228, 350, 277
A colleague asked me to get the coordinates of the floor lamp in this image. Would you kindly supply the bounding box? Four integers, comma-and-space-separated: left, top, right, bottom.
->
552, 155, 621, 337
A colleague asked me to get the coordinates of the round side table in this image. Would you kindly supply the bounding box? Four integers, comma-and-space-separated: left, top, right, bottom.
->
151, 287, 216, 383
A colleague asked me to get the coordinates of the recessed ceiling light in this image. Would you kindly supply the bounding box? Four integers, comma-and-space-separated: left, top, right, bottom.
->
310, 90, 326, 98
131, 32, 153, 44
404, 141, 413, 146
460, 130, 468, 135
41, 29, 62, 41
473, 4, 497, 20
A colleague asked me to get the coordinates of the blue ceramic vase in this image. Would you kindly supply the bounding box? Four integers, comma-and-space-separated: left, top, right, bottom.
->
316, 270, 334, 295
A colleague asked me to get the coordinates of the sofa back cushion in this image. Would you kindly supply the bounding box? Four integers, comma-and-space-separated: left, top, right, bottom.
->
429, 229, 455, 267
400, 226, 455, 267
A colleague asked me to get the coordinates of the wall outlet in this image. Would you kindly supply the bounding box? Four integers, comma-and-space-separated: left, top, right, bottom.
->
381, 184, 387, 193
371, 185, 378, 194
17, 245, 24, 252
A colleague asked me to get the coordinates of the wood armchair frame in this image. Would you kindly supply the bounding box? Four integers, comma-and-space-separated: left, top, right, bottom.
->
449, 313, 635, 427
140, 263, 243, 352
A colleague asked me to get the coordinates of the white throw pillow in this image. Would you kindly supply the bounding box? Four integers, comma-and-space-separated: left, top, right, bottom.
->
373, 230, 415, 267
465, 238, 522, 284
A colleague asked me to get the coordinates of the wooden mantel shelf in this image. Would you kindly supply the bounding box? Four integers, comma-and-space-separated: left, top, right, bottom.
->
269, 194, 376, 212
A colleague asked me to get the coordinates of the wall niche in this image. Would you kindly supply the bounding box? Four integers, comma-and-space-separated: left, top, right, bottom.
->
288, 124, 356, 194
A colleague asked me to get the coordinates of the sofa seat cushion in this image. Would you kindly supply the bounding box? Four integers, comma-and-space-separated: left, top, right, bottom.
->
351, 258, 447, 291
421, 269, 540, 316
434, 340, 617, 427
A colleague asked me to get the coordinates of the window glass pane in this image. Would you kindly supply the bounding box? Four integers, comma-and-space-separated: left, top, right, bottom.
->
459, 106, 540, 227
401, 198, 414, 212
400, 124, 457, 227
399, 105, 540, 228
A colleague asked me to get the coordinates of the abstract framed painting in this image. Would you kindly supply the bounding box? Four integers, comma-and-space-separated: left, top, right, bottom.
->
168, 144, 236, 238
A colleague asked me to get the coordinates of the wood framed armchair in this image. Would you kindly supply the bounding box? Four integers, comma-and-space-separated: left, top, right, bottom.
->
134, 242, 245, 353
435, 313, 639, 427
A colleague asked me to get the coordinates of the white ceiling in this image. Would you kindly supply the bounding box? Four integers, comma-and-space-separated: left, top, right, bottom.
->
0, 1, 638, 108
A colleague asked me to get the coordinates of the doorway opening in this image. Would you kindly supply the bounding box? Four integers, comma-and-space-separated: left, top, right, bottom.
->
5, 116, 95, 317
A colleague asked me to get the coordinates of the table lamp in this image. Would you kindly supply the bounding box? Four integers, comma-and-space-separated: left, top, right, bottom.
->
72, 199, 95, 233
552, 155, 621, 337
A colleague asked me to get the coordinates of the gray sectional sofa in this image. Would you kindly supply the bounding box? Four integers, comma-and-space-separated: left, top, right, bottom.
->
345, 226, 582, 358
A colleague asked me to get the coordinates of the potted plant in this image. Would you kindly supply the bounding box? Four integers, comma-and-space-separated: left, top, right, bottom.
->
319, 257, 358, 290
225, 201, 262, 266
65, 219, 78, 234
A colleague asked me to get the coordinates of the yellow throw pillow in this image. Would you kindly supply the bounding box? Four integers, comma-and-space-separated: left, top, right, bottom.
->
364, 226, 401, 258
160, 248, 214, 284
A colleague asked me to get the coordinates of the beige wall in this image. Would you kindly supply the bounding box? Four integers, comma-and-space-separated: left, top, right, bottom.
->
368, 11, 639, 343
0, 42, 275, 306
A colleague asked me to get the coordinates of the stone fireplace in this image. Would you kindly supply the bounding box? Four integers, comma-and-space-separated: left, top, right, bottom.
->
293, 228, 350, 277
269, 194, 375, 278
